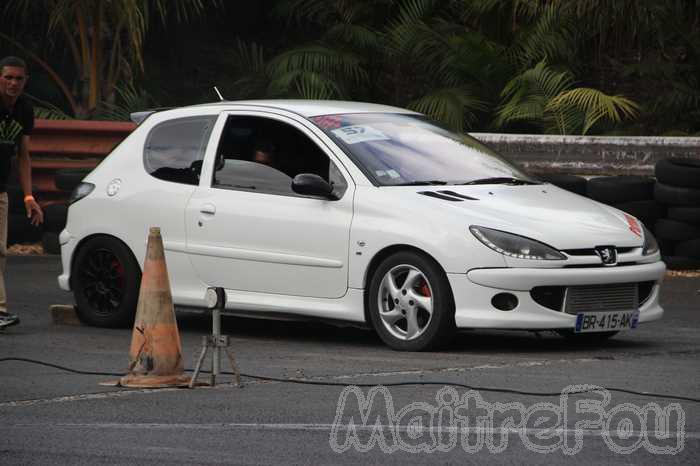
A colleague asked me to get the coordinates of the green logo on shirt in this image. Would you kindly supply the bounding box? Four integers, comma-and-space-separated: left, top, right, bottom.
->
0, 119, 23, 144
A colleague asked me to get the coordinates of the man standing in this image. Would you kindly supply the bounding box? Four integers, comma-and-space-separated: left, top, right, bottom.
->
0, 56, 43, 329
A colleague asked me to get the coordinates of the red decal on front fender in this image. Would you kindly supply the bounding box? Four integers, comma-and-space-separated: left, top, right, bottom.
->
625, 214, 642, 237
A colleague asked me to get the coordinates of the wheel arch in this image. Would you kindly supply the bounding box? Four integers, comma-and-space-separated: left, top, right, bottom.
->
362, 244, 453, 325
69, 233, 141, 290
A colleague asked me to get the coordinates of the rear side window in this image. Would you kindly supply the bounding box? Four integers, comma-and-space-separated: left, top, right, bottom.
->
144, 116, 216, 185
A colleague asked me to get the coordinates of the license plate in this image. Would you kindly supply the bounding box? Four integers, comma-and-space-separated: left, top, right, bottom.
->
574, 310, 639, 333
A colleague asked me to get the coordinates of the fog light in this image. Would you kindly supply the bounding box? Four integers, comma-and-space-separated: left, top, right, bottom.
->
492, 293, 518, 311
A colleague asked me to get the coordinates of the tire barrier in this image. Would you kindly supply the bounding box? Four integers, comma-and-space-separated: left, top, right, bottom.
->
587, 175, 655, 204
43, 204, 68, 233
653, 157, 700, 270
675, 239, 700, 259
667, 206, 700, 225
655, 158, 700, 189
613, 200, 666, 226
654, 218, 700, 242
654, 181, 700, 206
535, 173, 587, 196
583, 176, 665, 233
41, 231, 61, 255
661, 255, 700, 270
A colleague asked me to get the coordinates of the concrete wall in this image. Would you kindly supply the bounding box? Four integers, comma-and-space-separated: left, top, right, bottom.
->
470, 133, 700, 176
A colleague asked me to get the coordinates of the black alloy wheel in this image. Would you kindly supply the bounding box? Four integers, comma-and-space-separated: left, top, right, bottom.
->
73, 236, 140, 327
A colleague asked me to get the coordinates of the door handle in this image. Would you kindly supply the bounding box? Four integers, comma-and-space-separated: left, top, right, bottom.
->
200, 204, 216, 215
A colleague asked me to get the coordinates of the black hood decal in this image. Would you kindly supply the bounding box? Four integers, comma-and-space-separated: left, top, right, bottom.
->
418, 191, 479, 202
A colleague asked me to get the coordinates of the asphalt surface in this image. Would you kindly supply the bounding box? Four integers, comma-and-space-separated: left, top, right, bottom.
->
0, 255, 698, 464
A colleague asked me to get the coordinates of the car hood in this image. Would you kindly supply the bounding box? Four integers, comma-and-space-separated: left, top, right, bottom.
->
384, 184, 644, 249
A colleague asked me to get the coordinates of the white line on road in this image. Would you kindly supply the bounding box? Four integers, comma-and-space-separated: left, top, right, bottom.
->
1, 423, 698, 439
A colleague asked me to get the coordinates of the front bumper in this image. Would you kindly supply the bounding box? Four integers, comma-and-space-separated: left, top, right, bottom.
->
450, 261, 665, 330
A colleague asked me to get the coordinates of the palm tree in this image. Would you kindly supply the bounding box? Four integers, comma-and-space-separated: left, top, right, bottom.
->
494, 60, 639, 134
1, 0, 216, 118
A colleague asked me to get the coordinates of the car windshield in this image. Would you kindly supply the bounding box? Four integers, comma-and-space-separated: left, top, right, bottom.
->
311, 113, 537, 186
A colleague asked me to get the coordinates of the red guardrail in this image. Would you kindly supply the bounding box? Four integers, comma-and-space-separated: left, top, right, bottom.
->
28, 119, 136, 203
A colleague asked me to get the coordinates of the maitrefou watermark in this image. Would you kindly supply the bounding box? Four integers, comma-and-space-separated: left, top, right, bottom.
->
329, 385, 685, 455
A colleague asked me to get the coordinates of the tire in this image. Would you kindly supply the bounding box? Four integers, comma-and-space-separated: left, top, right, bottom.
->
537, 174, 587, 196
41, 231, 61, 255
654, 181, 700, 206
54, 168, 91, 192
587, 176, 655, 204
72, 236, 141, 328
675, 239, 700, 260
667, 206, 700, 225
663, 255, 700, 271
43, 203, 68, 233
613, 200, 665, 226
557, 330, 618, 343
7, 213, 43, 244
367, 251, 455, 351
657, 238, 676, 256
655, 158, 700, 189
654, 218, 700, 242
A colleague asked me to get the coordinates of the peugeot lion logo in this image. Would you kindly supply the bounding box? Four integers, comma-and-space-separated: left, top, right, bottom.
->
595, 246, 617, 266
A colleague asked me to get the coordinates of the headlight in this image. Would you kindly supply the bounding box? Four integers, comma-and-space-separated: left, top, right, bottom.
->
68, 182, 95, 205
470, 226, 566, 260
642, 224, 659, 256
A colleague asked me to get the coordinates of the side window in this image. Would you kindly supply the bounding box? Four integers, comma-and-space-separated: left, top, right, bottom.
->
144, 116, 216, 185
212, 115, 348, 198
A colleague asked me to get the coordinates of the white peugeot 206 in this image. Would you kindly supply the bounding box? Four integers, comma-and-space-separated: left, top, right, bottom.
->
58, 100, 665, 351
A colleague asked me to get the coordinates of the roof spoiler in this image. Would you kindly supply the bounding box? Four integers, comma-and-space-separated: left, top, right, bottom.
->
130, 111, 155, 125
130, 107, 173, 125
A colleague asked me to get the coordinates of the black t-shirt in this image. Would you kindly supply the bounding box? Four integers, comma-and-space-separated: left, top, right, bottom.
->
0, 95, 34, 192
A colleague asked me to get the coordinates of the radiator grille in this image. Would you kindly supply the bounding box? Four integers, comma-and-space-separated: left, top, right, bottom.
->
564, 283, 638, 314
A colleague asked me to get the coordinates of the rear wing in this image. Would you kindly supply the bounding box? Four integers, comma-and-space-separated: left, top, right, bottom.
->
130, 108, 172, 125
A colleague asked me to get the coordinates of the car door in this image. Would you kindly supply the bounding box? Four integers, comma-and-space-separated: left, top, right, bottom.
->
184, 111, 354, 299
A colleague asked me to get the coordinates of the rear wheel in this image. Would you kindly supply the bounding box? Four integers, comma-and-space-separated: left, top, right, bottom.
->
72, 236, 140, 327
368, 251, 455, 351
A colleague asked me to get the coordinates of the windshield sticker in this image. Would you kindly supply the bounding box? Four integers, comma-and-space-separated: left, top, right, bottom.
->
331, 125, 390, 145
311, 115, 343, 130
375, 169, 401, 179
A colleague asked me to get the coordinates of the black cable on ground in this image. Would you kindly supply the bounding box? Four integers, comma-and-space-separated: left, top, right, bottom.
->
1, 357, 698, 404
1, 357, 124, 377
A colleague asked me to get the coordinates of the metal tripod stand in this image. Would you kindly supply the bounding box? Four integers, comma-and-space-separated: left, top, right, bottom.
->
189, 287, 241, 388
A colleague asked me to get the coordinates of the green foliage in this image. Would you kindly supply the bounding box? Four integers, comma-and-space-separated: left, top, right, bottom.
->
409, 87, 488, 130
3, 0, 697, 134
93, 83, 157, 121
495, 61, 639, 134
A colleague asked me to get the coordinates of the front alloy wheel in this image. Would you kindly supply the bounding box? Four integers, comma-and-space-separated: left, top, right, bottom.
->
378, 264, 434, 341
369, 251, 455, 351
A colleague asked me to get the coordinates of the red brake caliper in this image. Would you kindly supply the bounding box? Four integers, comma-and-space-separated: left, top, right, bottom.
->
111, 260, 125, 289
419, 280, 431, 297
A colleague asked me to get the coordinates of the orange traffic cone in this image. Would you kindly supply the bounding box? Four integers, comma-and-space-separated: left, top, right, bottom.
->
119, 227, 190, 388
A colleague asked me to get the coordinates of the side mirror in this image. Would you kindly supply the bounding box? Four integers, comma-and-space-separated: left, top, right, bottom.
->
292, 173, 337, 199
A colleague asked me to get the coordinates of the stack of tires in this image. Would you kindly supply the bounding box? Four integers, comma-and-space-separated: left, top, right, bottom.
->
654, 158, 700, 270
536, 173, 587, 196
586, 175, 664, 229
